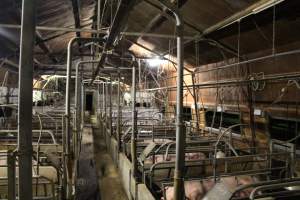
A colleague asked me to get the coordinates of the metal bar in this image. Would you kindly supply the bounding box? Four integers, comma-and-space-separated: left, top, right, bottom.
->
7, 151, 16, 200
117, 72, 121, 151
131, 64, 137, 177
191, 74, 200, 132
105, 81, 108, 123
250, 181, 300, 200
81, 82, 85, 125
17, 0, 36, 199
102, 82, 105, 114
109, 76, 113, 136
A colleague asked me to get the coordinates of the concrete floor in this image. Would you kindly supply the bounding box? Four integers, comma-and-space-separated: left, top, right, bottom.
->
93, 126, 128, 200
76, 127, 100, 200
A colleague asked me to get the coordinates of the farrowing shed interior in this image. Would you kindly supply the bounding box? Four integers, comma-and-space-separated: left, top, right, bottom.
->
0, 0, 300, 200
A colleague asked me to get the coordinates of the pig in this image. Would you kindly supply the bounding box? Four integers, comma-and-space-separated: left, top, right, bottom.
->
164, 152, 206, 162
144, 152, 206, 164
164, 181, 206, 200
162, 176, 258, 200
222, 175, 258, 198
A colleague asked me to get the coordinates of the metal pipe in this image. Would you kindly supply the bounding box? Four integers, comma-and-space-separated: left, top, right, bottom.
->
105, 81, 108, 123
81, 82, 85, 125
250, 181, 300, 200
156, 1, 185, 199
102, 82, 105, 115
117, 72, 121, 151
17, 1, 36, 199
131, 64, 138, 178
74, 61, 81, 164
109, 76, 113, 136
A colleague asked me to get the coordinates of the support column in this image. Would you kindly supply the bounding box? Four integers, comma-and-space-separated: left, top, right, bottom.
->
102, 82, 105, 116
81, 83, 85, 125
109, 77, 113, 136
131, 65, 137, 177
18, 0, 36, 199
117, 72, 121, 151
105, 81, 108, 121
173, 23, 185, 200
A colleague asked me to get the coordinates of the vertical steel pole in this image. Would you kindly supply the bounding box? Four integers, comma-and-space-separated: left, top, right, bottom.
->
109, 78, 113, 136
102, 82, 105, 115
74, 62, 82, 164
7, 151, 16, 200
65, 38, 77, 199
105, 81, 108, 123
117, 72, 121, 151
131, 65, 137, 177
173, 22, 185, 200
138, 59, 141, 87
81, 83, 85, 125
18, 0, 36, 199
173, 21, 185, 200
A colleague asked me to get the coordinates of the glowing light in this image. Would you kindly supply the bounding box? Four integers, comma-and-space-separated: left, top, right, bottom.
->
147, 57, 167, 67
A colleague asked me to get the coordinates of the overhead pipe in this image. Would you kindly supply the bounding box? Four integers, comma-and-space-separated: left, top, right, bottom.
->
155, 1, 185, 199
17, 1, 36, 200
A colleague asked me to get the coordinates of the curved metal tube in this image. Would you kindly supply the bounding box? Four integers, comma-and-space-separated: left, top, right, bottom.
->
155, 1, 184, 199
230, 177, 300, 199
250, 181, 300, 200
213, 124, 248, 181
